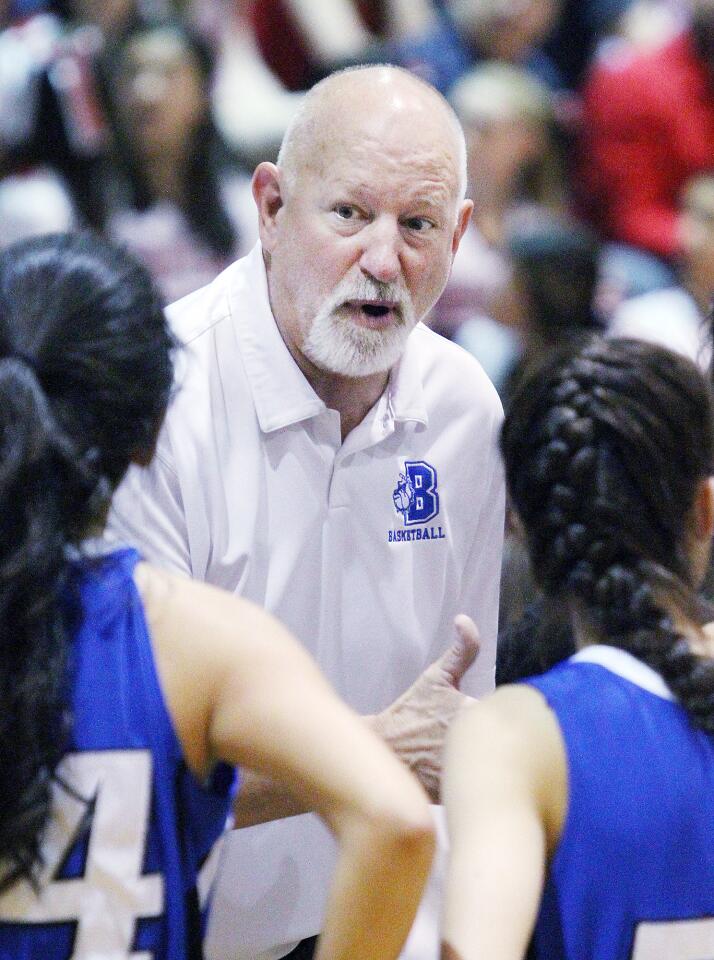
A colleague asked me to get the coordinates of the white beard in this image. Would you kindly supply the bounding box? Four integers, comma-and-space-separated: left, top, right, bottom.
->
302, 274, 416, 377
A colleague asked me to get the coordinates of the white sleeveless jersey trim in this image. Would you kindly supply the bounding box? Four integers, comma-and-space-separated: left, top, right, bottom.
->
570, 645, 675, 701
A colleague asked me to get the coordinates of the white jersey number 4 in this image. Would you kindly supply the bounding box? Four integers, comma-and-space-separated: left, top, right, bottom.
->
632, 917, 714, 958
0, 750, 164, 958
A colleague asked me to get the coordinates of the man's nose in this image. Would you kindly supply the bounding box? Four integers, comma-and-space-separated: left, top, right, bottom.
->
358, 219, 402, 284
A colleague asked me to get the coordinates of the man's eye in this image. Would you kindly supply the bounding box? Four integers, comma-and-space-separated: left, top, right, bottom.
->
335, 205, 357, 220
404, 217, 433, 232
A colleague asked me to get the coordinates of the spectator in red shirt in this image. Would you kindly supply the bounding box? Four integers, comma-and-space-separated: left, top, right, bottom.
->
579, 0, 714, 288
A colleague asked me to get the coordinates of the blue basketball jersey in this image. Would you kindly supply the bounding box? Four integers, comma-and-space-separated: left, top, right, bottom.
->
525, 645, 714, 960
0, 548, 237, 960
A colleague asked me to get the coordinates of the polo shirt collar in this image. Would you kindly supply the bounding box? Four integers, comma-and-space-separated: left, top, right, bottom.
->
230, 243, 429, 433
230, 243, 325, 433
386, 327, 429, 428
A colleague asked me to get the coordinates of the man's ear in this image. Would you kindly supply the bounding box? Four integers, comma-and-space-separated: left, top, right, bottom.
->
252, 162, 284, 252
693, 475, 714, 542
451, 199, 473, 257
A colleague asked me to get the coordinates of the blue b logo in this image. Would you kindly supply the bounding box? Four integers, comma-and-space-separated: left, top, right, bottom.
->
392, 461, 439, 526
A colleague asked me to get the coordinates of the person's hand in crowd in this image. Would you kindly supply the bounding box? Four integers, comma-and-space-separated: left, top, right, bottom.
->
371, 615, 480, 802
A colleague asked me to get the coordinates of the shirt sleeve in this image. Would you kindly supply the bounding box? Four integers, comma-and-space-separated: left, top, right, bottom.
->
106, 443, 192, 577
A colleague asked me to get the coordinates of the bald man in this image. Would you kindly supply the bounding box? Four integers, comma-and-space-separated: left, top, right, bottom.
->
108, 65, 504, 960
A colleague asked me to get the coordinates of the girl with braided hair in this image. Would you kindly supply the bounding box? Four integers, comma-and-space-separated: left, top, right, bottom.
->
0, 232, 435, 960
441, 337, 714, 960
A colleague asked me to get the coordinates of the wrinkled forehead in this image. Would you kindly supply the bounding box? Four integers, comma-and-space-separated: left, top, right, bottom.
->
296, 93, 462, 201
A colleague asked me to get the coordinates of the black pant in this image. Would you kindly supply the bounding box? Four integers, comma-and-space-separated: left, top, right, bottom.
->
282, 936, 318, 960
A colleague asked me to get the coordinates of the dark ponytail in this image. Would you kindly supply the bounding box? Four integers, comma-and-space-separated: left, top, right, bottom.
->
0, 232, 175, 890
501, 338, 714, 731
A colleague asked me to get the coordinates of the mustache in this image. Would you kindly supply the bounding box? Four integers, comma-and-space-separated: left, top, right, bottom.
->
340, 277, 405, 301
331, 276, 410, 313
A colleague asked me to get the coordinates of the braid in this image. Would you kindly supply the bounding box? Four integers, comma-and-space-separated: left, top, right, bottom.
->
502, 338, 714, 732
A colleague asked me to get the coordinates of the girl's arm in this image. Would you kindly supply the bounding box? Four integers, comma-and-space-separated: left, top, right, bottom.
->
136, 562, 435, 960
441, 685, 568, 960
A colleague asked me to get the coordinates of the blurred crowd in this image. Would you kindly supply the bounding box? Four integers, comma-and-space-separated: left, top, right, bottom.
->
1, 0, 713, 376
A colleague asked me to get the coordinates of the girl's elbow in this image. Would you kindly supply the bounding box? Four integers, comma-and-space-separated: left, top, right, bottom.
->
372, 796, 436, 864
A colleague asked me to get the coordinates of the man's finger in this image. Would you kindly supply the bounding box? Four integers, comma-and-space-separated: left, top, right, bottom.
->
454, 614, 479, 648
436, 616, 480, 687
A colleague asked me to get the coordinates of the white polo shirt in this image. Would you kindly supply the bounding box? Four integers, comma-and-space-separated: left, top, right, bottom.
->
108, 242, 505, 960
